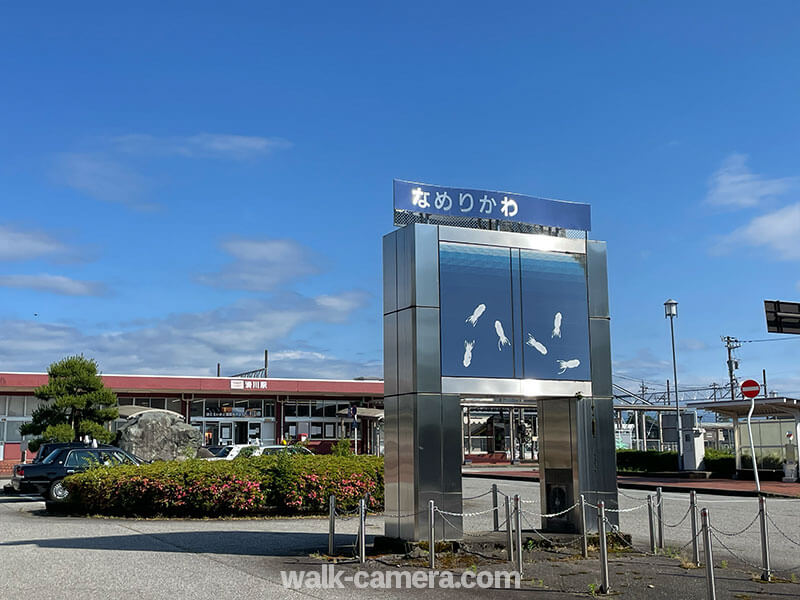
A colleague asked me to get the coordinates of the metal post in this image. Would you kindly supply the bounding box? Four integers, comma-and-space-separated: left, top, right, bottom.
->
647, 495, 656, 554
656, 487, 664, 549
428, 499, 435, 569
580, 494, 588, 558
690, 491, 700, 567
358, 498, 366, 564
758, 496, 771, 581
701, 508, 716, 600
492, 484, 500, 531
505, 495, 514, 562
746, 397, 761, 493
668, 311, 684, 470
328, 495, 336, 556
598, 501, 610, 594
514, 494, 523, 575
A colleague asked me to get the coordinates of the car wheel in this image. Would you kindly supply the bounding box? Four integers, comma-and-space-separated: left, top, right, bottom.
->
48, 479, 70, 502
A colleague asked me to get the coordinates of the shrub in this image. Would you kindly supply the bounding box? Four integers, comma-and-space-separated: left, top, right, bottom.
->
64, 454, 383, 518
704, 448, 735, 474
741, 453, 783, 470
616, 450, 679, 472
331, 437, 354, 457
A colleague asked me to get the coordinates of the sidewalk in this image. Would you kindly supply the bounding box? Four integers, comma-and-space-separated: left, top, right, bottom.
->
462, 464, 800, 498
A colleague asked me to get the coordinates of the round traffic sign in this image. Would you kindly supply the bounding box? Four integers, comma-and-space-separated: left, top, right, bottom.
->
741, 379, 761, 398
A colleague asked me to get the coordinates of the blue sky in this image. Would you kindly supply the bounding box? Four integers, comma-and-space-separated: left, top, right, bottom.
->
1, 2, 799, 397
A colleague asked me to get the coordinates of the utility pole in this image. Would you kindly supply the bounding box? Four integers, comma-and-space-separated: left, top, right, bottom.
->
722, 336, 741, 402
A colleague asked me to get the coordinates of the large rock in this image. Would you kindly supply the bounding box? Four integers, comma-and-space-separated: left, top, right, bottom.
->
117, 410, 202, 462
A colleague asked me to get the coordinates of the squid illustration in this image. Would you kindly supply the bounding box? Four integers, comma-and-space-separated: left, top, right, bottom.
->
494, 320, 510, 351
552, 312, 562, 338
463, 340, 475, 367
556, 359, 580, 374
526, 333, 548, 355
465, 303, 486, 326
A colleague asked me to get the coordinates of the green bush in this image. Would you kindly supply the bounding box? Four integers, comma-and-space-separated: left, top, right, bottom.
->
704, 448, 735, 474
64, 455, 384, 517
741, 453, 783, 470
616, 450, 679, 472
331, 437, 354, 457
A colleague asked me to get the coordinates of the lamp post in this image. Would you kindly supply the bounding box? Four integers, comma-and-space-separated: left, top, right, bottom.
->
664, 299, 684, 471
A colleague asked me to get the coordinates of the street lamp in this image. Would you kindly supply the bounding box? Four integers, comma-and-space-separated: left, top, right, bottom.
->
664, 299, 684, 471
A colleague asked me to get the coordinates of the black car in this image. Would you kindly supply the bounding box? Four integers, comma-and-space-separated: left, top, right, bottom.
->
11, 446, 143, 502
33, 442, 115, 464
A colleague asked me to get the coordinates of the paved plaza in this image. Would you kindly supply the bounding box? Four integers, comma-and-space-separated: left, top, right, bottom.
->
1, 476, 798, 599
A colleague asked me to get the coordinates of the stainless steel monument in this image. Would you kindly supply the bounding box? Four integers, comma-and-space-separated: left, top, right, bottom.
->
383, 180, 618, 540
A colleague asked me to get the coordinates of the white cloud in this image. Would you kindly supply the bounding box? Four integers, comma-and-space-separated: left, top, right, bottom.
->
715, 202, 800, 260
0, 274, 107, 296
0, 225, 72, 261
706, 153, 797, 208
112, 133, 291, 159
0, 291, 376, 378
53, 153, 154, 209
198, 237, 322, 291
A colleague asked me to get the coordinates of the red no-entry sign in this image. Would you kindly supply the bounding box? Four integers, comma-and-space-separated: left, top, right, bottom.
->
741, 379, 761, 398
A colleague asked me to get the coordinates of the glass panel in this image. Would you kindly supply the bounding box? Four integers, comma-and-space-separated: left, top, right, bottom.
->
167, 399, 182, 414
190, 400, 204, 418
0, 396, 6, 415
262, 401, 275, 418
7, 397, 24, 417
24, 397, 44, 416
284, 402, 297, 417
297, 402, 311, 418
310, 422, 323, 439
324, 402, 337, 418
150, 398, 166, 410
6, 422, 22, 442
312, 402, 325, 418
439, 243, 514, 378
118, 397, 135, 406
520, 250, 590, 381
135, 398, 151, 408
324, 423, 336, 439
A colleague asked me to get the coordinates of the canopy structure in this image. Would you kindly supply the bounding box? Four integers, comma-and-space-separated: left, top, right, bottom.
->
687, 397, 800, 471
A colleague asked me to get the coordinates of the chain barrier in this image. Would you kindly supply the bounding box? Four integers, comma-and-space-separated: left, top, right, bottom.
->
657, 505, 692, 529
765, 513, 800, 548
601, 516, 653, 556
710, 531, 765, 570
709, 512, 760, 537
462, 489, 494, 501
436, 505, 500, 518
586, 501, 648, 514
519, 511, 584, 550
522, 501, 580, 519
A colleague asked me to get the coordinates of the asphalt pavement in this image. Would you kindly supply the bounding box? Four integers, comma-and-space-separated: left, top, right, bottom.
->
1, 477, 798, 599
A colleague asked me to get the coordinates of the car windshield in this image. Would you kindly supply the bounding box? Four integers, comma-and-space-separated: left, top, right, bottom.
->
216, 446, 233, 458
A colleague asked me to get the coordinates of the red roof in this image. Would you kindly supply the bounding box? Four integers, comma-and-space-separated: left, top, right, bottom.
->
0, 372, 383, 397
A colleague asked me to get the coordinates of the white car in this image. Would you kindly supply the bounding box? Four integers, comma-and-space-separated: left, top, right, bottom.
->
204, 444, 262, 461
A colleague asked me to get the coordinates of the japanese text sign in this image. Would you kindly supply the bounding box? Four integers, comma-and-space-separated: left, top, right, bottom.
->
393, 179, 591, 231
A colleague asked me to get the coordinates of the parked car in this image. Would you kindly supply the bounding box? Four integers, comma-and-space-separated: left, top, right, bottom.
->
11, 446, 143, 502
32, 442, 115, 464
259, 445, 314, 455
203, 443, 263, 461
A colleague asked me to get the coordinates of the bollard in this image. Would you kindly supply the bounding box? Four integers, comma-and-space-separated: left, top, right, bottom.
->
647, 495, 657, 554
492, 484, 500, 531
514, 494, 523, 575
598, 501, 610, 594
428, 500, 436, 569
758, 496, 771, 581
328, 495, 336, 556
656, 487, 665, 550
701, 508, 716, 600
358, 498, 366, 564
580, 494, 588, 558
505, 495, 514, 562
690, 491, 700, 567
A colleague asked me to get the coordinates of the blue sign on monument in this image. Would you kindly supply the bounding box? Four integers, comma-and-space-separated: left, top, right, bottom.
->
393, 179, 591, 231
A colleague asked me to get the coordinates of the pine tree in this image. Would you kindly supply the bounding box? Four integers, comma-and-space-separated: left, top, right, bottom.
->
20, 355, 119, 451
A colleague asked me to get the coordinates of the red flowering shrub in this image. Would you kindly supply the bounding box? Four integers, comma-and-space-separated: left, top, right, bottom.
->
63, 455, 383, 517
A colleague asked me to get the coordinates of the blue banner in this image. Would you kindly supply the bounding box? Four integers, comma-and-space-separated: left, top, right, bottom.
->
393, 179, 591, 231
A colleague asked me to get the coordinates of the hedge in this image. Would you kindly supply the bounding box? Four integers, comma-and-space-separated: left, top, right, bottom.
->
63, 454, 384, 517
703, 448, 735, 474
616, 450, 678, 472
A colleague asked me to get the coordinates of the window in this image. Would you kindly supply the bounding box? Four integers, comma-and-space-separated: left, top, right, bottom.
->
150, 398, 166, 410
7, 397, 24, 417
167, 398, 182, 414
6, 422, 22, 442
310, 422, 323, 439
65, 450, 95, 468
325, 423, 336, 439
297, 402, 311, 418
24, 397, 44, 416
312, 402, 325, 418
190, 400, 204, 418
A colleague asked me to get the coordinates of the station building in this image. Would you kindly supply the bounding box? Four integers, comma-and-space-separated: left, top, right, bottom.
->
0, 371, 383, 473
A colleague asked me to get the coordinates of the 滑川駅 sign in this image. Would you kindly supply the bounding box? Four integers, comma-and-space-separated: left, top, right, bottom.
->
393, 179, 591, 231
